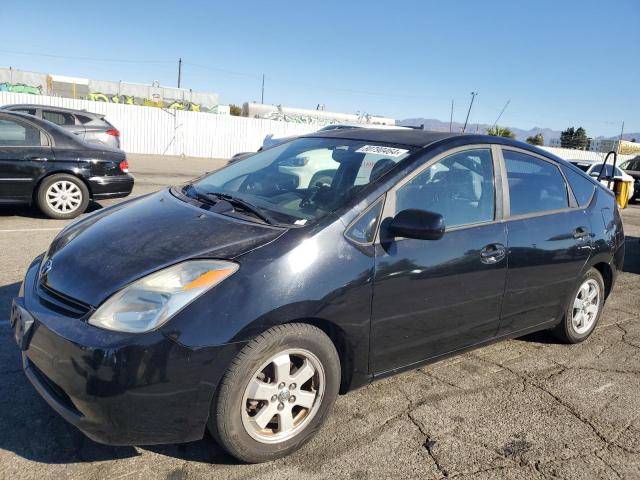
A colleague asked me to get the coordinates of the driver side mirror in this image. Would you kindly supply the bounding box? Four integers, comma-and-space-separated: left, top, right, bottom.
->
388, 209, 445, 240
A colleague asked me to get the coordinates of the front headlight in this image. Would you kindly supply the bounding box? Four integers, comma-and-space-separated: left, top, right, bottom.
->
88, 260, 238, 333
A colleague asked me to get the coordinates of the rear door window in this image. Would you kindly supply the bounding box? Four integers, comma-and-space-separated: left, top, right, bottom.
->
503, 150, 569, 216
0, 118, 42, 146
42, 110, 75, 126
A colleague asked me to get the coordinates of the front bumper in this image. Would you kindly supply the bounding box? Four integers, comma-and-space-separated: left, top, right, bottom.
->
11, 257, 244, 446
89, 174, 134, 200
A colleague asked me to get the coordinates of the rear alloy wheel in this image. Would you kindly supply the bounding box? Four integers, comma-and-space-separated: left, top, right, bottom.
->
37, 174, 89, 219
209, 323, 340, 463
552, 268, 605, 343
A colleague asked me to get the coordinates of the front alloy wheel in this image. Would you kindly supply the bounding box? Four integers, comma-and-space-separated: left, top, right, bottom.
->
242, 349, 325, 443
209, 323, 340, 463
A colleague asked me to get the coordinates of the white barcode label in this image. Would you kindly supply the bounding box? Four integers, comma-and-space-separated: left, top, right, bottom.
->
355, 145, 409, 157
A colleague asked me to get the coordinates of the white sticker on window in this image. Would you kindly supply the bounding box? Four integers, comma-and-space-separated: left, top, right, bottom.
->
355, 145, 409, 157
294, 219, 308, 225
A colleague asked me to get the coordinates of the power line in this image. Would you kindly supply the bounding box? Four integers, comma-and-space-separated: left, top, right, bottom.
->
186, 61, 451, 101
0, 48, 173, 64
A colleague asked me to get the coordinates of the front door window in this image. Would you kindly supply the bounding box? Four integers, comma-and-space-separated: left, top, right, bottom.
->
395, 148, 495, 228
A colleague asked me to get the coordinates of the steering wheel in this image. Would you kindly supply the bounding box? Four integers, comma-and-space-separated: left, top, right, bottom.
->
300, 181, 331, 209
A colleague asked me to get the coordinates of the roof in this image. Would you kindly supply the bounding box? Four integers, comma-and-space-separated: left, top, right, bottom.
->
306, 128, 462, 147
1, 104, 102, 118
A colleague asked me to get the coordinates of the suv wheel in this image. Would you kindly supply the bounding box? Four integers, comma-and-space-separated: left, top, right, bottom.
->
37, 174, 89, 219
209, 323, 340, 463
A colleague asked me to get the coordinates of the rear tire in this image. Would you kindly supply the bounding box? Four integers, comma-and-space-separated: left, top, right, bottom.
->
209, 323, 340, 463
37, 174, 89, 219
552, 268, 605, 343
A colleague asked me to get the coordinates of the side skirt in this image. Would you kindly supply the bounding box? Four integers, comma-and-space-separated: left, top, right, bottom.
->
369, 318, 560, 383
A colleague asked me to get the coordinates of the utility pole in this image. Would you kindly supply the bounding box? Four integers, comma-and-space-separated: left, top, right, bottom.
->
261, 74, 265, 104
492, 99, 511, 130
462, 92, 477, 133
617, 120, 625, 153
177, 58, 182, 88
449, 99, 454, 132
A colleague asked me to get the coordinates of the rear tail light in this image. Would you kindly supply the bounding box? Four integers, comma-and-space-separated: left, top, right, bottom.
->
106, 129, 120, 137
119, 159, 129, 173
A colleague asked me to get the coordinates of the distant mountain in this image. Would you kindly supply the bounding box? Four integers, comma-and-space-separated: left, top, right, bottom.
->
600, 133, 640, 142
399, 117, 640, 146
398, 118, 563, 144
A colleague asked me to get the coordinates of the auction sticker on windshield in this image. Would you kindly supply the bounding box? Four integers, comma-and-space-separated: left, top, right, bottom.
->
355, 145, 409, 157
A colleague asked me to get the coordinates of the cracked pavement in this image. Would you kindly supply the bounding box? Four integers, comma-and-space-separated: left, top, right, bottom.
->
0, 155, 639, 479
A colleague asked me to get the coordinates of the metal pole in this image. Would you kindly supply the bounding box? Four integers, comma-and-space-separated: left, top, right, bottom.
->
618, 120, 625, 153
177, 58, 182, 88
462, 92, 477, 133
449, 99, 454, 132
261, 74, 265, 104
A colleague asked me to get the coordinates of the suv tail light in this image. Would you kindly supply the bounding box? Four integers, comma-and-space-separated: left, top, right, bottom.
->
119, 159, 129, 173
106, 129, 120, 137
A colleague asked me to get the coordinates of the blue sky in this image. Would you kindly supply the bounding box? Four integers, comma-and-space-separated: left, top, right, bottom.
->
2, 0, 639, 136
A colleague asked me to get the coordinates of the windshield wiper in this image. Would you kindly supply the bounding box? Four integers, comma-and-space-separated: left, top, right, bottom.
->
198, 191, 277, 225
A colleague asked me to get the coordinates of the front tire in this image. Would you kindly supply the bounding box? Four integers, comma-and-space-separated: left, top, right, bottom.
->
36, 174, 89, 219
552, 268, 605, 343
209, 323, 340, 463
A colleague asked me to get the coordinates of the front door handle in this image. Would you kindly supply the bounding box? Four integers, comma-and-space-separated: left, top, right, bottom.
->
26, 156, 48, 162
573, 226, 589, 239
480, 243, 506, 264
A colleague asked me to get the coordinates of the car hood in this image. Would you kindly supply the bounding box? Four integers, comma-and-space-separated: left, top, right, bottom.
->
41, 189, 285, 307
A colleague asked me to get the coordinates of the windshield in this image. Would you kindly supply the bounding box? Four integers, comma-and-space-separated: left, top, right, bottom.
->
186, 137, 414, 225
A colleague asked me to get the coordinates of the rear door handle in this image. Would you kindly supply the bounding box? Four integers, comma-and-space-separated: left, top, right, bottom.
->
573, 227, 589, 239
26, 156, 48, 162
480, 243, 506, 264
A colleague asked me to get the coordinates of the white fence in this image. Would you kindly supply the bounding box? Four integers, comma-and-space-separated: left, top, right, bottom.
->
0, 92, 317, 158
540, 146, 635, 165
2, 92, 635, 165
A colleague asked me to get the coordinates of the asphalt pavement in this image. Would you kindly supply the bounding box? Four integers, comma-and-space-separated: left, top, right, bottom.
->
0, 154, 638, 479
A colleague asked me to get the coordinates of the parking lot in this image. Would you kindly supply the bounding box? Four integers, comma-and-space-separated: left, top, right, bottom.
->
0, 155, 639, 480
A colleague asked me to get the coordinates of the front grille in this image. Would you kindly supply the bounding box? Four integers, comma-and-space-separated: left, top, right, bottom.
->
37, 282, 91, 318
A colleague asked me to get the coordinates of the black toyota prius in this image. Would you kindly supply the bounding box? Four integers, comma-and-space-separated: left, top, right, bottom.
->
11, 129, 624, 463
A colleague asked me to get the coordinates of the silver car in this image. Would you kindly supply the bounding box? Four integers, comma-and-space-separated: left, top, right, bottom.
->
0, 104, 121, 149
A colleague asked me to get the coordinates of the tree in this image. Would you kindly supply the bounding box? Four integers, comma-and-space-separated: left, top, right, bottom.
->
486, 125, 515, 138
526, 133, 544, 146
229, 104, 242, 116
560, 126, 590, 150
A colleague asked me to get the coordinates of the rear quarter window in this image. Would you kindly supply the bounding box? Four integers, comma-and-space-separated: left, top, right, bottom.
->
76, 114, 95, 124
561, 166, 596, 207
